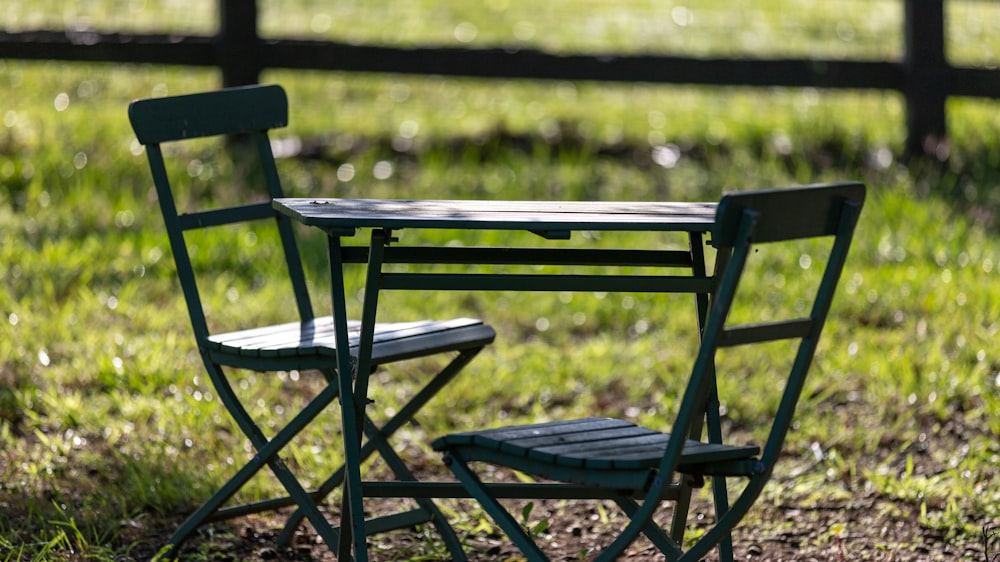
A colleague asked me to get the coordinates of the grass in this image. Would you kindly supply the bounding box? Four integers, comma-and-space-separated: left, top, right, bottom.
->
2, 1, 1000, 560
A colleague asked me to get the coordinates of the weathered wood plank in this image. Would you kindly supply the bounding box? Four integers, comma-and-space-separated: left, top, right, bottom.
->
449, 418, 761, 471
274, 198, 717, 233
207, 317, 492, 361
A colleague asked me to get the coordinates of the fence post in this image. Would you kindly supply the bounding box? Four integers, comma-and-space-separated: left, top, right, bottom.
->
218, 0, 261, 87
903, 0, 948, 158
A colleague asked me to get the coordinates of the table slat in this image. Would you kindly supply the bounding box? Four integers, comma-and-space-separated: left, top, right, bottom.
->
274, 198, 717, 232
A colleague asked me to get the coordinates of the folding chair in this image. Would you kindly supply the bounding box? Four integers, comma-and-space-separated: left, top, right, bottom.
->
128, 84, 495, 557
433, 182, 865, 561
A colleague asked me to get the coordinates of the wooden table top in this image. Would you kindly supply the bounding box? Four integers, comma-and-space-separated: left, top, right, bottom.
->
274, 198, 718, 234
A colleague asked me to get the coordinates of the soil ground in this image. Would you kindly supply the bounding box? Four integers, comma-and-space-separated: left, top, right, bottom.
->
140, 470, 993, 562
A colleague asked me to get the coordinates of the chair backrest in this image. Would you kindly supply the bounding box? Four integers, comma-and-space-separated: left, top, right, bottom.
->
128, 84, 313, 342
663, 182, 865, 477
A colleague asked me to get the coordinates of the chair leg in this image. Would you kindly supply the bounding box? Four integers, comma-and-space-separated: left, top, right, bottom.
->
613, 497, 683, 559
705, 381, 736, 562
358, 417, 468, 561
444, 451, 549, 562
277, 347, 483, 552
711, 474, 735, 562
668, 479, 694, 545
164, 362, 344, 555
674, 474, 770, 562
275, 411, 463, 555
165, 445, 284, 552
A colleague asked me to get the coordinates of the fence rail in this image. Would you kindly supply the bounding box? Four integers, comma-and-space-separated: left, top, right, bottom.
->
3, 0, 999, 156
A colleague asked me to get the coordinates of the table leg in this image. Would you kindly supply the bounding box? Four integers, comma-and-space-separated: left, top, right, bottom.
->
357, 228, 471, 560
276, 348, 481, 549
670, 234, 737, 562
328, 234, 368, 561
351, 229, 388, 434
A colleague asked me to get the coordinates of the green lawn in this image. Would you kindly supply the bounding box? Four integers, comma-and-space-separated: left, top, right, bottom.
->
2, 2, 1000, 560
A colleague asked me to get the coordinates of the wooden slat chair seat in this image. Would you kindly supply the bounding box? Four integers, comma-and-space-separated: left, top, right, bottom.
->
208, 317, 491, 363
435, 417, 761, 480
128, 84, 495, 559
434, 182, 865, 562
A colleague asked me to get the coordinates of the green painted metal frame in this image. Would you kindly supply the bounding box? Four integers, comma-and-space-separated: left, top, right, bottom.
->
434, 182, 865, 561
128, 84, 495, 560
278, 198, 720, 562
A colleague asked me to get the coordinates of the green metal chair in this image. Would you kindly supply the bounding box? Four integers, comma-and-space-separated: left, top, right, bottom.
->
433, 182, 865, 561
128, 84, 495, 557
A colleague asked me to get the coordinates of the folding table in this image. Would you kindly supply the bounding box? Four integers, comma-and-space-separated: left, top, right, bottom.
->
272, 197, 721, 560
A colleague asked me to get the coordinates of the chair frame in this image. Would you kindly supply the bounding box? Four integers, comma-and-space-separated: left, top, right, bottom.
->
128, 84, 495, 558
434, 182, 865, 561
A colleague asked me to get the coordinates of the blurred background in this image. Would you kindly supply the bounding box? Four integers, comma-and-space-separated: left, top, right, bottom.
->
1, 2, 999, 560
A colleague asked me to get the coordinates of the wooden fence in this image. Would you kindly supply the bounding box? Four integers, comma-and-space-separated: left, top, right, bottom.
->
2, 0, 999, 156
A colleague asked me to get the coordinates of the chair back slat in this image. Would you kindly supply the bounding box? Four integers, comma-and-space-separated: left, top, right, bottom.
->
127, 84, 288, 144
177, 202, 276, 231
712, 181, 866, 245
717, 318, 814, 347
128, 84, 314, 343
662, 182, 865, 481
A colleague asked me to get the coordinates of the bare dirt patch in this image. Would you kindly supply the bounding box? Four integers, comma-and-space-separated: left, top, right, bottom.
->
138, 477, 994, 561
